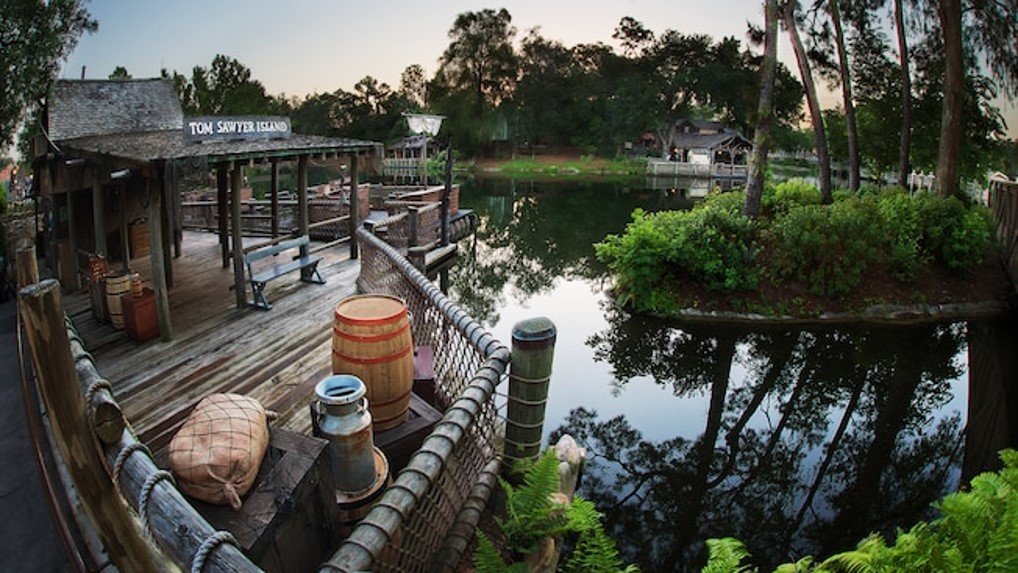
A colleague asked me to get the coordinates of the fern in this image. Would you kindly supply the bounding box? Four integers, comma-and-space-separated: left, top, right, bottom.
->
700, 449, 1018, 573
498, 450, 572, 553
474, 531, 529, 573
701, 538, 754, 573
561, 497, 638, 573
478, 449, 639, 572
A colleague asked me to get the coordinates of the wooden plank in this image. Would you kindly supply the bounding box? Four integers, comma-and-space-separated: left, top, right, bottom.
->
66, 230, 362, 465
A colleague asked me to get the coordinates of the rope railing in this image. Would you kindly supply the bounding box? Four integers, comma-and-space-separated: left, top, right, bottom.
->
17, 274, 259, 573
321, 224, 510, 572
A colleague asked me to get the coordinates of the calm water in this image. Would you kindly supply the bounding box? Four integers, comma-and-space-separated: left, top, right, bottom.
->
441, 176, 1015, 572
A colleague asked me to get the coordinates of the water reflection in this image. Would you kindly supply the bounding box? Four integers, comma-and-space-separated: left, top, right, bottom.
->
559, 305, 967, 571
452, 178, 693, 325
447, 176, 1014, 572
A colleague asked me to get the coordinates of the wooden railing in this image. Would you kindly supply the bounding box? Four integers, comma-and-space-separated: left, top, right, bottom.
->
990, 175, 1018, 290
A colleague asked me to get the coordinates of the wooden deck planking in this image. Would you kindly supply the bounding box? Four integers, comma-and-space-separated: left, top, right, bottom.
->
64, 230, 360, 455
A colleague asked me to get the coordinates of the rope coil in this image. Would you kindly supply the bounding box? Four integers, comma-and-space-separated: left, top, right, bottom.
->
111, 441, 152, 498
191, 530, 237, 573
83, 379, 113, 407
138, 470, 175, 539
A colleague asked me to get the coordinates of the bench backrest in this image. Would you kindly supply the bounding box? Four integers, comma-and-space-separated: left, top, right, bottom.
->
244, 235, 310, 264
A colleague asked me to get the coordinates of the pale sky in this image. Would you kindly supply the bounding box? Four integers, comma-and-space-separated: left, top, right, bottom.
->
63, 0, 1016, 137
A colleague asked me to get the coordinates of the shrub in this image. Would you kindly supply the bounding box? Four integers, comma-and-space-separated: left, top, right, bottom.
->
761, 178, 822, 217
595, 208, 684, 309
875, 189, 925, 280
916, 194, 996, 272
767, 197, 883, 297
595, 196, 759, 311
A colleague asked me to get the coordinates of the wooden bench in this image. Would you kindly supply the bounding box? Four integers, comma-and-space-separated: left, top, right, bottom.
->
244, 235, 325, 310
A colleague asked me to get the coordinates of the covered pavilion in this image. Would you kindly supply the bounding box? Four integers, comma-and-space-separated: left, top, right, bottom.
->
35, 78, 383, 340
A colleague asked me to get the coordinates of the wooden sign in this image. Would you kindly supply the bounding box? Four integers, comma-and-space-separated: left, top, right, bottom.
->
184, 116, 291, 142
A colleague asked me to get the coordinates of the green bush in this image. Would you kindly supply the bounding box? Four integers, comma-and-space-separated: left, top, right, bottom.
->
597, 180, 998, 314
595, 208, 684, 309
761, 178, 822, 217
875, 189, 926, 280
767, 197, 884, 297
701, 449, 1018, 572
915, 194, 995, 272
594, 196, 759, 311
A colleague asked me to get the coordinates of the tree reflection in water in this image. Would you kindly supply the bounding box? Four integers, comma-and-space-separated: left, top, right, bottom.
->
556, 305, 966, 572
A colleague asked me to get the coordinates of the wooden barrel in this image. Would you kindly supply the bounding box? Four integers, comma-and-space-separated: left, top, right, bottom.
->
106, 271, 131, 330
332, 294, 414, 431
335, 446, 390, 538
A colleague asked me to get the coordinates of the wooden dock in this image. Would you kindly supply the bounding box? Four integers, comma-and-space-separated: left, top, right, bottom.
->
63, 230, 360, 456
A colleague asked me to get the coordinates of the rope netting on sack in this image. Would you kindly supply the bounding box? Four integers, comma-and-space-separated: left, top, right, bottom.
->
169, 393, 271, 511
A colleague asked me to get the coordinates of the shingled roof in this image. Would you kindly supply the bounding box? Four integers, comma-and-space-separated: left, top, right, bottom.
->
49, 79, 183, 141
47, 79, 381, 165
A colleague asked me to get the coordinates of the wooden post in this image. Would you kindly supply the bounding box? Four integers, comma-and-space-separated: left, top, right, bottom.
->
408, 205, 419, 248
149, 174, 173, 341
270, 160, 280, 238
19, 279, 163, 572
161, 164, 175, 288
297, 155, 309, 259
16, 244, 39, 288
349, 157, 360, 259
217, 166, 229, 268
119, 182, 130, 271
505, 317, 556, 469
67, 188, 80, 290
441, 145, 452, 246
92, 172, 107, 257
231, 164, 246, 308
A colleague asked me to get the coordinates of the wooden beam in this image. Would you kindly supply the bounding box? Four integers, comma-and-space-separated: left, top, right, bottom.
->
231, 164, 246, 308
270, 160, 279, 238
297, 155, 309, 258
151, 167, 173, 340
217, 166, 229, 268
119, 183, 129, 272
349, 156, 359, 259
19, 279, 164, 572
92, 170, 107, 257
67, 187, 80, 291
160, 166, 174, 289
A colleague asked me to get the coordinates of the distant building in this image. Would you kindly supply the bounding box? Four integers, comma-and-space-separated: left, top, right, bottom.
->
648, 118, 752, 180
665, 119, 752, 166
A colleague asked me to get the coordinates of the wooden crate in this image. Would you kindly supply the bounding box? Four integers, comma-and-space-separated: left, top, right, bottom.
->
129, 221, 150, 259
189, 428, 339, 573
122, 288, 158, 342
374, 391, 441, 473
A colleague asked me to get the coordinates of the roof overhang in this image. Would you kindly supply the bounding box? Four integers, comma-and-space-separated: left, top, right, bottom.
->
53, 129, 383, 169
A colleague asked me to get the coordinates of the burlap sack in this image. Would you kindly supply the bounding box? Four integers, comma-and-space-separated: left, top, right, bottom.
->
168, 393, 269, 510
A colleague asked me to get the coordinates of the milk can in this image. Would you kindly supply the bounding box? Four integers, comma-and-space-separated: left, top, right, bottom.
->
312, 374, 377, 493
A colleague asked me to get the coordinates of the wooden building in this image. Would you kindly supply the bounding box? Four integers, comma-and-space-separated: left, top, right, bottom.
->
665, 118, 752, 165
35, 78, 382, 340
647, 118, 753, 180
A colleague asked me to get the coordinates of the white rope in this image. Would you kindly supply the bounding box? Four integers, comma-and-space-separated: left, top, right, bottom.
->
191, 530, 237, 573
111, 441, 151, 498
138, 470, 174, 539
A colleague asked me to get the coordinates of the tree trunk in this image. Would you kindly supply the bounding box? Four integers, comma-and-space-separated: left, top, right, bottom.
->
830, 0, 860, 192
744, 0, 780, 218
935, 0, 964, 197
895, 0, 913, 188
784, 0, 833, 203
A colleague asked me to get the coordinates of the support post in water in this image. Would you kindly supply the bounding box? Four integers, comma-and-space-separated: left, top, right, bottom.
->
505, 317, 556, 470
